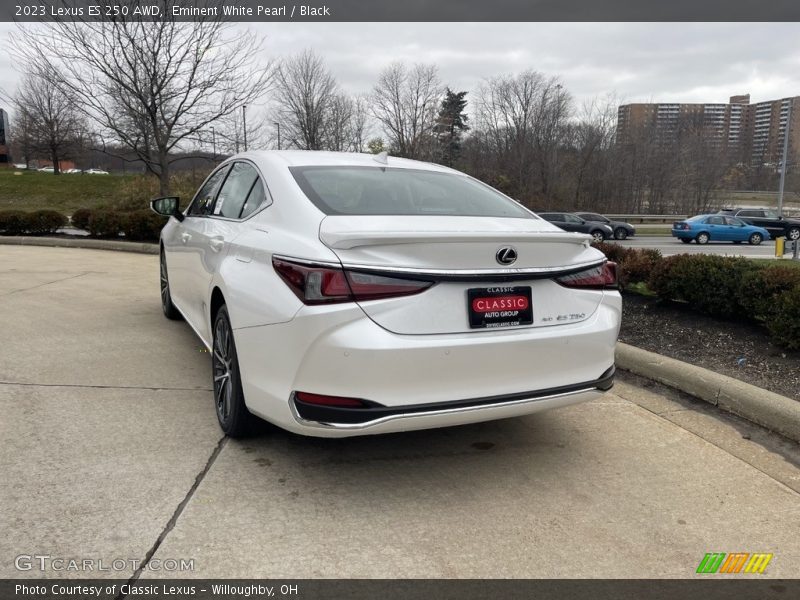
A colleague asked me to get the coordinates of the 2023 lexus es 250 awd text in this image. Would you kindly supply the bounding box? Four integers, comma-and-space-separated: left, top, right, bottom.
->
151, 151, 621, 438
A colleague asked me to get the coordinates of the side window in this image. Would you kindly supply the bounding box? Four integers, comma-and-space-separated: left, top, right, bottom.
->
213, 162, 260, 219
240, 177, 270, 219
707, 216, 724, 225
764, 210, 778, 219
564, 214, 582, 224
738, 210, 758, 218
188, 166, 230, 217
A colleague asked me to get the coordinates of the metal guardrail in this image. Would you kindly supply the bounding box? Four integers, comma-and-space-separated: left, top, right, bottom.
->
607, 212, 800, 224
607, 215, 687, 224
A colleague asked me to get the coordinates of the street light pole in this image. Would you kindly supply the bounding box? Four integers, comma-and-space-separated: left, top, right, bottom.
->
273, 122, 281, 150
242, 105, 248, 152
210, 126, 216, 160
777, 99, 792, 219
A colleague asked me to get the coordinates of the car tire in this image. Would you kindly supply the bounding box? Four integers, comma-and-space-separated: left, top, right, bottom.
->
696, 232, 710, 245
160, 250, 182, 320
591, 230, 606, 243
787, 227, 800, 241
212, 305, 256, 438
680, 238, 692, 244
614, 228, 628, 240
748, 232, 763, 246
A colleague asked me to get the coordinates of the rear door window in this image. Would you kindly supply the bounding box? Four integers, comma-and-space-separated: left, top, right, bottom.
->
213, 162, 260, 219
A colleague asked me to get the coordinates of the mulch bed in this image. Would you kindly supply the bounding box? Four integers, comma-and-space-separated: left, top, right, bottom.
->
619, 293, 800, 401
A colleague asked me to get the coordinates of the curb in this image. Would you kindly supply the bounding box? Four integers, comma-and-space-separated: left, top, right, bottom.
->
616, 342, 800, 443
0, 236, 158, 255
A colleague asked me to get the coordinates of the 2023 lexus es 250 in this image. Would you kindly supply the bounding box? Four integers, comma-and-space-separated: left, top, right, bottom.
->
151, 151, 621, 438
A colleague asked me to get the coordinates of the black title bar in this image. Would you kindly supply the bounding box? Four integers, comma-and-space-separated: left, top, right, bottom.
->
3, 0, 800, 22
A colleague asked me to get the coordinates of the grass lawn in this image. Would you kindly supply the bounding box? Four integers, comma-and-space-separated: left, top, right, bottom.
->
0, 168, 140, 214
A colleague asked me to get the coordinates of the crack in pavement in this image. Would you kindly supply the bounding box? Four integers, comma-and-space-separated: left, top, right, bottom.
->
2, 271, 94, 296
0, 381, 212, 392
117, 436, 228, 598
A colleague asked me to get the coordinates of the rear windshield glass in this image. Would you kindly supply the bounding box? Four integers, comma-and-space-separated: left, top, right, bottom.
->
290, 166, 533, 218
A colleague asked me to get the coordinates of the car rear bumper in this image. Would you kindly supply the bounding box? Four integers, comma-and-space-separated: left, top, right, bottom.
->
234, 293, 620, 437
290, 365, 614, 432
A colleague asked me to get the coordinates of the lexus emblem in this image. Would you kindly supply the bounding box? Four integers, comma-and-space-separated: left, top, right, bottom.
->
496, 246, 518, 265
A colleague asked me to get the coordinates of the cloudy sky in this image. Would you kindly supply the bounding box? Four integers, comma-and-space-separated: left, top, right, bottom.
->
2, 22, 800, 110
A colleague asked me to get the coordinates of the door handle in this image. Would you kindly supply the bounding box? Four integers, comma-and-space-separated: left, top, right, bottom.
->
181, 233, 191, 244
209, 237, 224, 253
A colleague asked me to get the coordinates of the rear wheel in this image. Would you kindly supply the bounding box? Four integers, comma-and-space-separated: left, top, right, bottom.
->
680, 238, 692, 244
748, 232, 763, 246
212, 305, 256, 437
614, 227, 628, 240
160, 250, 182, 320
787, 227, 800, 241
591, 230, 606, 243
696, 232, 710, 245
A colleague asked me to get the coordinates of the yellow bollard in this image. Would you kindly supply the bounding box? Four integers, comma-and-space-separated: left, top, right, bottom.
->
776, 236, 785, 258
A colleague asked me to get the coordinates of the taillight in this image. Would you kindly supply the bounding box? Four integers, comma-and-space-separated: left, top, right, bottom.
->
273, 257, 432, 305
555, 262, 618, 289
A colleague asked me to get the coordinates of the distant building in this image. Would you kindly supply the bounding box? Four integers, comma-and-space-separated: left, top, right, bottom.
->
617, 94, 799, 167
0, 109, 10, 164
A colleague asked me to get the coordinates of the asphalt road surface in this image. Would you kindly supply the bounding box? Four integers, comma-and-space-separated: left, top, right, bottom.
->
619, 235, 782, 258
2, 246, 799, 579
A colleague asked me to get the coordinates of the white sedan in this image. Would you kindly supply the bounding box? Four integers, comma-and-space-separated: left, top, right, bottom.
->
151, 151, 620, 438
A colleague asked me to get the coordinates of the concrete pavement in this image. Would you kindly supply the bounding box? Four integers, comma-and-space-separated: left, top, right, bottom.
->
2, 246, 799, 580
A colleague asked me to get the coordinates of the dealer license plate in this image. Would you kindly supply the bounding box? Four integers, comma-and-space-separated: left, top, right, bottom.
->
467, 286, 533, 329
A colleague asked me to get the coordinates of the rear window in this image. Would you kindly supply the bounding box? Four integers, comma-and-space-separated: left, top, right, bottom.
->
290, 166, 533, 219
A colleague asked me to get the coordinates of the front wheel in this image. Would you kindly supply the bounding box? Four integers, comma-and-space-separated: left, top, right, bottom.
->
591, 230, 606, 243
696, 232, 710, 245
748, 232, 763, 246
160, 250, 182, 320
786, 227, 800, 241
212, 305, 256, 437
614, 228, 628, 240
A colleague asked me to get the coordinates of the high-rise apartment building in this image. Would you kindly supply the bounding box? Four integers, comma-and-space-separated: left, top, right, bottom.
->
617, 94, 799, 168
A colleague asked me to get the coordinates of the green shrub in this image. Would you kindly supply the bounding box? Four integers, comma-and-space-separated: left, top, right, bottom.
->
0, 210, 29, 235
738, 265, 800, 321
764, 284, 800, 350
121, 210, 167, 241
591, 241, 630, 264
71, 208, 93, 231
648, 254, 757, 318
24, 210, 67, 235
620, 248, 662, 287
87, 209, 124, 237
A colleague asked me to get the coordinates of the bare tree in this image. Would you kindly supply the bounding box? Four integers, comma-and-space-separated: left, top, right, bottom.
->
273, 50, 337, 150
371, 62, 442, 159
471, 70, 569, 205
12, 3, 273, 193
12, 68, 83, 174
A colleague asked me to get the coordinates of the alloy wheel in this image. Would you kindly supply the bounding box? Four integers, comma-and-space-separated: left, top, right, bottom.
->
213, 316, 234, 424
788, 228, 800, 241
160, 252, 169, 309
592, 231, 605, 243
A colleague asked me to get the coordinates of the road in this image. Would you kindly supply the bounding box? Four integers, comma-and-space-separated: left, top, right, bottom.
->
619, 235, 781, 257
2, 246, 800, 579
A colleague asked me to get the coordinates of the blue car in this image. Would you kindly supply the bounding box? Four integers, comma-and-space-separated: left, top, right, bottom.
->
672, 214, 771, 245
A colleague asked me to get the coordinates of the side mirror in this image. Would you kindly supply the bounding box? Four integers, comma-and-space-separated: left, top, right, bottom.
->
150, 197, 184, 221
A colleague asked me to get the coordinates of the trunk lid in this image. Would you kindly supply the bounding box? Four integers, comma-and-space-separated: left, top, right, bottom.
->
319, 215, 608, 335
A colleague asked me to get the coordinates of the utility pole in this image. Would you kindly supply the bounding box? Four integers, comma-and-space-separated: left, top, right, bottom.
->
778, 99, 792, 218
273, 122, 281, 150
210, 126, 216, 160
242, 105, 248, 152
